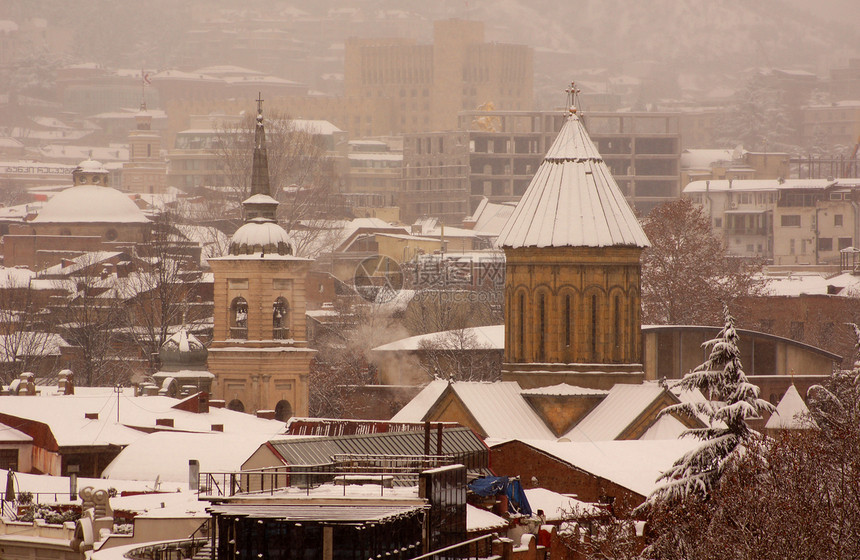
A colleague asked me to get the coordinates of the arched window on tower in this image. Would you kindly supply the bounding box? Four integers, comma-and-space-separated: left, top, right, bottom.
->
273, 297, 290, 340
613, 293, 623, 362
517, 291, 526, 362
564, 294, 572, 348
590, 294, 598, 360
230, 296, 248, 339
537, 292, 547, 362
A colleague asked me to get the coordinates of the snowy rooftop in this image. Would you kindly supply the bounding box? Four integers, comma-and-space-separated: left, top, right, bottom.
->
762, 271, 860, 297
31, 185, 150, 224
102, 432, 276, 483
467, 199, 518, 236
684, 178, 837, 194
372, 325, 504, 352
0, 333, 67, 362
391, 380, 554, 440
467, 504, 508, 531
0, 266, 37, 287
520, 384, 608, 397
764, 384, 815, 430
680, 149, 739, 170
564, 383, 668, 441
499, 439, 699, 498
523, 487, 594, 520
495, 112, 650, 249
0, 392, 285, 449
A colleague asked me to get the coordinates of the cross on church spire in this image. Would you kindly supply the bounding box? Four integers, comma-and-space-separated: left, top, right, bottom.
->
256, 92, 264, 115
565, 81, 581, 114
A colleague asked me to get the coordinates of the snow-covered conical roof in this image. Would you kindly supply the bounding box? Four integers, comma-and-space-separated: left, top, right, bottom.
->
764, 384, 816, 430
496, 108, 650, 249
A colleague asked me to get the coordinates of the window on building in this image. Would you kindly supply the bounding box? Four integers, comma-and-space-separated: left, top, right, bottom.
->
230, 297, 248, 339
273, 297, 290, 339
714, 217, 722, 228
835, 214, 844, 227
781, 215, 801, 227
790, 239, 796, 255
819, 237, 834, 252
518, 292, 525, 362
564, 294, 572, 348
590, 294, 598, 359
538, 293, 546, 362
790, 321, 805, 340
839, 237, 853, 250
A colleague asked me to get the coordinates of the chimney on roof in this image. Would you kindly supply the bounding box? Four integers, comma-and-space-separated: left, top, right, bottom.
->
256, 410, 275, 420
189, 459, 199, 491
85, 412, 99, 420
57, 369, 74, 395
209, 399, 225, 409
211, 424, 224, 432
155, 418, 175, 428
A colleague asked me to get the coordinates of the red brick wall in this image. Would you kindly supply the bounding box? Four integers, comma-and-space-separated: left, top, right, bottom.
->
490, 440, 644, 505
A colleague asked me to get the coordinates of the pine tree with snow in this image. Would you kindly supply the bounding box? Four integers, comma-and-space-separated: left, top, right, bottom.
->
647, 305, 774, 503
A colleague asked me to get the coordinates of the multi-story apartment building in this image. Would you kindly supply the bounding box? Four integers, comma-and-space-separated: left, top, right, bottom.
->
684, 178, 860, 265
343, 139, 402, 207
399, 131, 470, 225
344, 19, 533, 135
681, 148, 790, 187
827, 58, 860, 102
801, 101, 860, 149
167, 115, 347, 192
400, 109, 680, 222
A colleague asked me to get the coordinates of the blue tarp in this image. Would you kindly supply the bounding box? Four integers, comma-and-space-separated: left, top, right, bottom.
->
468, 476, 532, 516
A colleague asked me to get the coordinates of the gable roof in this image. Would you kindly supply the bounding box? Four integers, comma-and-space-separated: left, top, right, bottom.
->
393, 380, 690, 442
495, 111, 649, 249
391, 380, 554, 440
446, 382, 556, 440
564, 383, 669, 441
496, 438, 698, 498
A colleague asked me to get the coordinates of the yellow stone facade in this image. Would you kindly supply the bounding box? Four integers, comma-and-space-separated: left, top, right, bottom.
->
502, 246, 645, 390
207, 256, 314, 419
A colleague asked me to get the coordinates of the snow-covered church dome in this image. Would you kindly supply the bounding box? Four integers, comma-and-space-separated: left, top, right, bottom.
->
31, 159, 149, 224
159, 327, 208, 371
229, 217, 295, 256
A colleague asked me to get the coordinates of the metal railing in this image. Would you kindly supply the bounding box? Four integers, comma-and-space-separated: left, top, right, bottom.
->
123, 537, 208, 560
199, 466, 436, 499
412, 534, 496, 560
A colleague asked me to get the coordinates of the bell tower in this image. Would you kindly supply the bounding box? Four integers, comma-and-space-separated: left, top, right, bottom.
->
207, 95, 314, 420
497, 84, 651, 390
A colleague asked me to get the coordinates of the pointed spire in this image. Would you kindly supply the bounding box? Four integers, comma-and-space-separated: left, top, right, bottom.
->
495, 83, 650, 249
250, 92, 271, 198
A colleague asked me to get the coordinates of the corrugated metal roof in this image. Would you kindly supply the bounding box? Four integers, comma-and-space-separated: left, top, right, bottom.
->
267, 426, 488, 469
496, 112, 650, 249
565, 383, 665, 441
208, 503, 425, 522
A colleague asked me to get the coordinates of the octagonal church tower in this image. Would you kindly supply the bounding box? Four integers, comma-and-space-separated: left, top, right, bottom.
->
496, 85, 650, 390
207, 98, 314, 420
